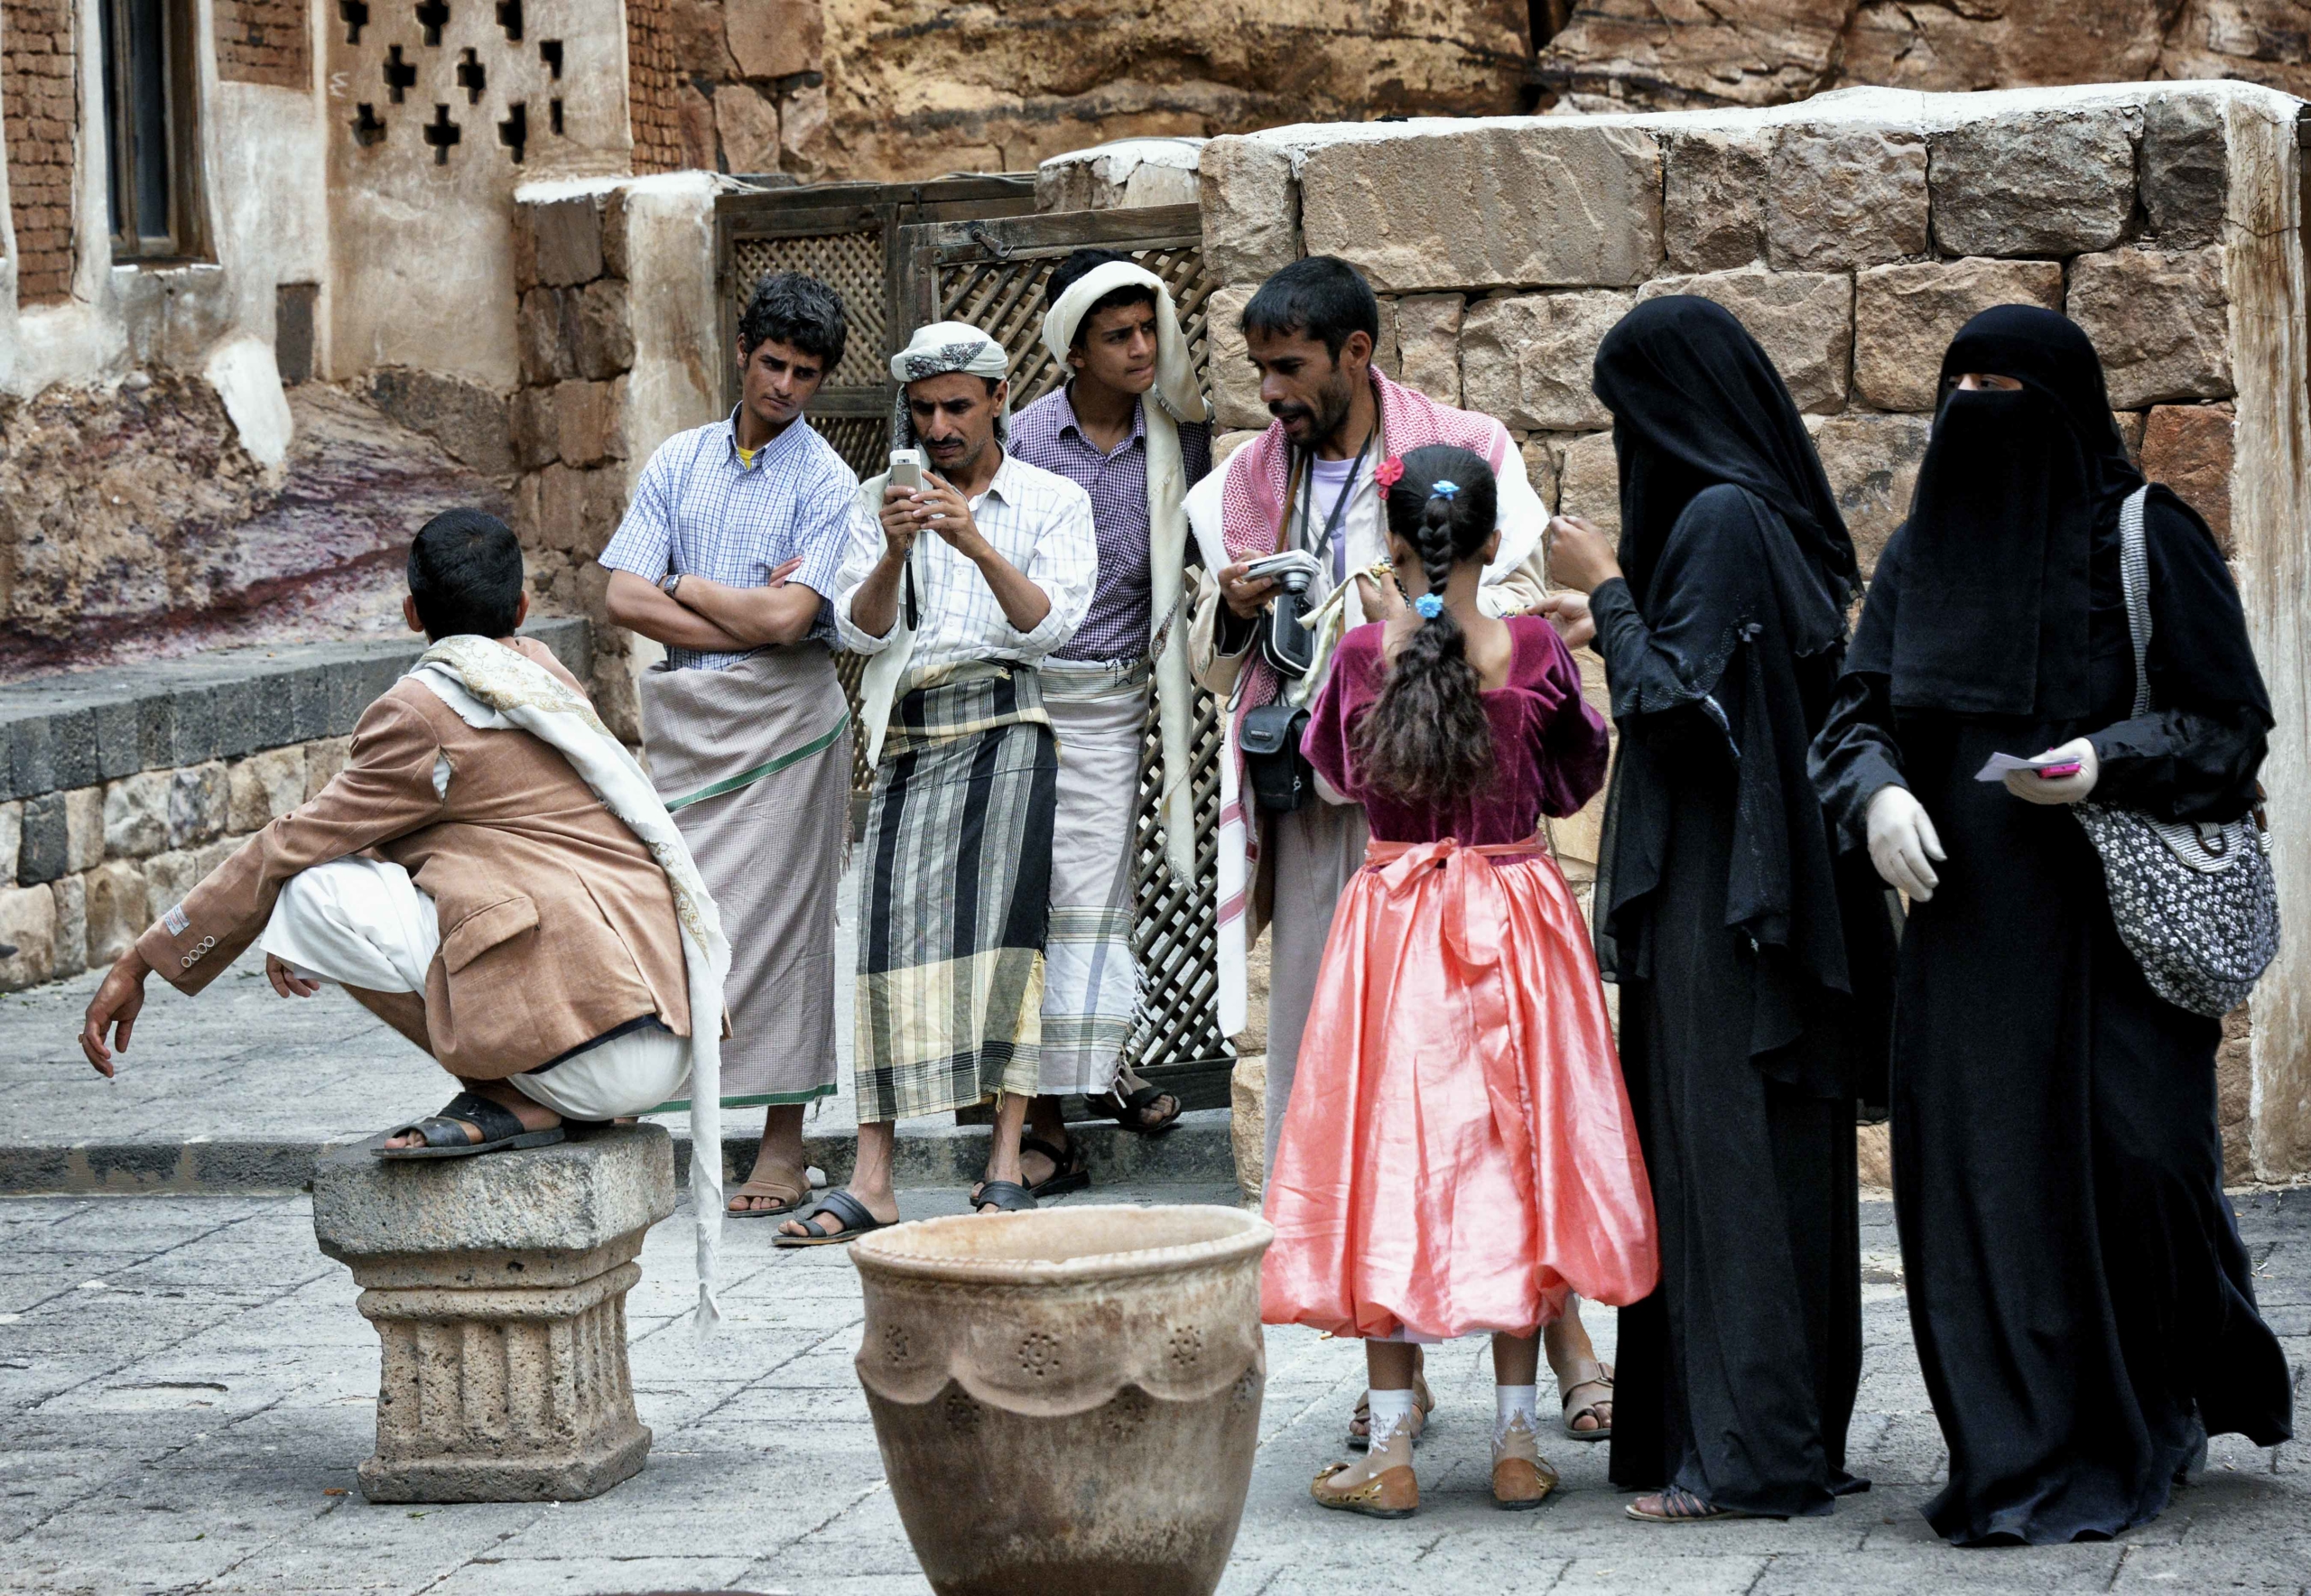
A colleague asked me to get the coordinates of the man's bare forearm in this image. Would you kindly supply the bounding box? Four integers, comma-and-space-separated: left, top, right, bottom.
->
604, 571, 752, 653
675, 575, 821, 647
849, 550, 905, 639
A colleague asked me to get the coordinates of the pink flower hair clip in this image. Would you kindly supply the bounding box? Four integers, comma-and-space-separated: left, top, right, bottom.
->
1373, 455, 1404, 489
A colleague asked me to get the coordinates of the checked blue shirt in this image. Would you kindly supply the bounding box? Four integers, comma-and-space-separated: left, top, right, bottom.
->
599, 407, 859, 671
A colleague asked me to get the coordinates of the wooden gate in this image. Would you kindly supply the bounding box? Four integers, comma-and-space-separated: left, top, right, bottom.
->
897, 204, 1232, 1111
714, 188, 1233, 1112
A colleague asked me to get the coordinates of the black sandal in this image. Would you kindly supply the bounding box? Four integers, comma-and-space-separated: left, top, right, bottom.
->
973, 1179, 1037, 1213
773, 1189, 894, 1248
1091, 1082, 1182, 1137
1020, 1136, 1090, 1198
375, 1092, 565, 1160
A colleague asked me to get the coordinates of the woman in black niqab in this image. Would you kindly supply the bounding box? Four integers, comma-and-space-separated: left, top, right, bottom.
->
1811, 305, 2292, 1545
1549, 295, 1897, 1522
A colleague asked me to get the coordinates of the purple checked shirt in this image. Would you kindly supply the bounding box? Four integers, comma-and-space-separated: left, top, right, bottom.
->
1008, 385, 1212, 663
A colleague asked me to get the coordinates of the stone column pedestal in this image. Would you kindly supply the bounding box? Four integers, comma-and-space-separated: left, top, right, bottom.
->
311, 1124, 677, 1503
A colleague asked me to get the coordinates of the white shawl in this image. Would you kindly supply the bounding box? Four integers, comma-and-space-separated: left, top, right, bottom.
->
1040, 261, 1208, 879
407, 636, 729, 1341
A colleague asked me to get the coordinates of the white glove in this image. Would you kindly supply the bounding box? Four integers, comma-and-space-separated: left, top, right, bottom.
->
2002, 737, 2099, 806
1866, 785, 1946, 902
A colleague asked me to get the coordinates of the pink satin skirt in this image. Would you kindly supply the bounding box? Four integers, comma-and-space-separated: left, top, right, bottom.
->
1261, 837, 1660, 1341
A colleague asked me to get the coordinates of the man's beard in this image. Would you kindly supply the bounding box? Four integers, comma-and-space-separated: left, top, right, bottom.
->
1270, 369, 1357, 448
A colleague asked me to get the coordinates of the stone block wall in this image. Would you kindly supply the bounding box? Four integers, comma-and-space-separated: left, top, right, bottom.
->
507, 173, 730, 741
1, 0, 78, 304
1202, 82, 2309, 1180
0, 620, 589, 993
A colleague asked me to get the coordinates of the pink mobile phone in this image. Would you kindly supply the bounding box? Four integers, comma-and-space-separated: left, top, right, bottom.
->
2037, 762, 2083, 779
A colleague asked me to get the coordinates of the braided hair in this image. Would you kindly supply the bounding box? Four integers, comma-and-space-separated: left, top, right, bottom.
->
1353, 444, 1499, 803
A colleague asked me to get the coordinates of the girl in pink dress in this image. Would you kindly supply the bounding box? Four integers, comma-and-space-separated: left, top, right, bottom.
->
1265, 444, 1659, 1518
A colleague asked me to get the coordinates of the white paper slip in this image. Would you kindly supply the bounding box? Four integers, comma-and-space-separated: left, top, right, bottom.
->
1974, 752, 2070, 782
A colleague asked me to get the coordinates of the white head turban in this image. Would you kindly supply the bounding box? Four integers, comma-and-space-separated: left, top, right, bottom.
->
1039, 261, 1210, 878
890, 320, 1012, 449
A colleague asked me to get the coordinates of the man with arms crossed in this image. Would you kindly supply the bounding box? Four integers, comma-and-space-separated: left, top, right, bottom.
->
601, 271, 856, 1220
80, 510, 729, 1325
778, 321, 1095, 1241
1005, 248, 1212, 1192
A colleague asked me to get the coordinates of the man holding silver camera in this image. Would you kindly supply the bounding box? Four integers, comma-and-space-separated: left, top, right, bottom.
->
782, 321, 1096, 1243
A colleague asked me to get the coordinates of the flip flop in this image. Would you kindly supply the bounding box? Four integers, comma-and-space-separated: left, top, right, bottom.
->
773, 1189, 894, 1248
726, 1172, 809, 1219
375, 1092, 565, 1160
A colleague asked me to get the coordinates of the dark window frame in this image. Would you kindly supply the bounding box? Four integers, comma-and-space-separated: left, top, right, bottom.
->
97, 0, 207, 263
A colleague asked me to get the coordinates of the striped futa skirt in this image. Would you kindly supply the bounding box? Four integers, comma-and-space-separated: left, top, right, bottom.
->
1038, 656, 1150, 1097
854, 663, 1059, 1124
638, 645, 849, 1109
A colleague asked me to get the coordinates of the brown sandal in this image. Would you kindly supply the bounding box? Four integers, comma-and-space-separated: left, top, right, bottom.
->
1559, 1357, 1614, 1442
1626, 1484, 1752, 1524
726, 1169, 809, 1219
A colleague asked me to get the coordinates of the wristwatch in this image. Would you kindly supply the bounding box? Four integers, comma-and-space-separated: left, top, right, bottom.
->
659, 571, 683, 598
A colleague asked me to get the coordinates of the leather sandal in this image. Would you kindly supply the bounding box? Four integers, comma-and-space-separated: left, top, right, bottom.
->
1311, 1461, 1418, 1518
973, 1179, 1037, 1213
1626, 1484, 1753, 1524
375, 1092, 564, 1160
726, 1170, 808, 1219
1019, 1135, 1090, 1198
1559, 1357, 1614, 1442
773, 1189, 893, 1248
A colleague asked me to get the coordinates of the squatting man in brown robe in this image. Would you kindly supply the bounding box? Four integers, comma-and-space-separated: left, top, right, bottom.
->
79, 512, 716, 1165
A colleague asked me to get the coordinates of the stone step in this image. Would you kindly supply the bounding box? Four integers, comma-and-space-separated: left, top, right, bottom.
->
0, 1108, 1239, 1197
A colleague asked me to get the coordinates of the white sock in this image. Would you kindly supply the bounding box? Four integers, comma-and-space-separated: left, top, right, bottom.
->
1367, 1387, 1417, 1449
1495, 1383, 1539, 1443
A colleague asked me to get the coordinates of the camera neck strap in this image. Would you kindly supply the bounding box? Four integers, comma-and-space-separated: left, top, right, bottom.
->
1290, 427, 1375, 583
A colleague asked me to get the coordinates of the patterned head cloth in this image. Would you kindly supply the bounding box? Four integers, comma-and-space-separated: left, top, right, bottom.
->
889, 320, 1013, 450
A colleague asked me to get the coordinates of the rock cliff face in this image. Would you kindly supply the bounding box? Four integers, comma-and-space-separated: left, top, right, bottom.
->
1537, 1, 2311, 113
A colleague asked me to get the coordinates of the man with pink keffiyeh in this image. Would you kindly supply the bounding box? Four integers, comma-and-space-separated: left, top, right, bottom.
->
1185, 254, 1622, 1451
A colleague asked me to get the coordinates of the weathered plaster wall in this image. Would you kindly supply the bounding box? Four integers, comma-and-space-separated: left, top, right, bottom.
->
1202, 81, 2310, 1179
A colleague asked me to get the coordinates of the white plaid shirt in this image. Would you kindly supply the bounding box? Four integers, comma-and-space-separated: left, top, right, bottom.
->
833, 449, 1097, 683
599, 408, 857, 671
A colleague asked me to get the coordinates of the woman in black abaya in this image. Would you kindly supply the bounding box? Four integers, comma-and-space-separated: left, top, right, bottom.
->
1546, 296, 1896, 1523
1810, 304, 2293, 1545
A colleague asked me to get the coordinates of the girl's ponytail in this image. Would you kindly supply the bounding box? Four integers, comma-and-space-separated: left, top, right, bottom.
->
1355, 445, 1499, 803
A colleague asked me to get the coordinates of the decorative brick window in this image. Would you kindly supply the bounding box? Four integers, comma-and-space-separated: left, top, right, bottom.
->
214, 0, 311, 89
1, 0, 79, 302
624, 0, 679, 175
97, 0, 205, 261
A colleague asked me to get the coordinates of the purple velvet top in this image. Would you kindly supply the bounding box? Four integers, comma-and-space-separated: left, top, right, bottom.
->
1302, 616, 1610, 845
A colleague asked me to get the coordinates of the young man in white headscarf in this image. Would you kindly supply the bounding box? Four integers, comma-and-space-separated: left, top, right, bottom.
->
779, 322, 1098, 1241
1001, 248, 1213, 1193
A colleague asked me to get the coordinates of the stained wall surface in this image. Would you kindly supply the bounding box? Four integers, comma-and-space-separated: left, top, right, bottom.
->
1201, 82, 2311, 1179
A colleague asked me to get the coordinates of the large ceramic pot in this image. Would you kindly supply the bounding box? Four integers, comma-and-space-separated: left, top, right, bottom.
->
850, 1203, 1274, 1596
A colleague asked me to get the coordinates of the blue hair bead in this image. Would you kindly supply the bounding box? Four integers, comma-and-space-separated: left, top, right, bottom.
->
1429, 479, 1461, 500
1414, 593, 1444, 619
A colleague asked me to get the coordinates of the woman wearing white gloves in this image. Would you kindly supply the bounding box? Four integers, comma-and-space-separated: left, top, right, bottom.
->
1809, 307, 2290, 1546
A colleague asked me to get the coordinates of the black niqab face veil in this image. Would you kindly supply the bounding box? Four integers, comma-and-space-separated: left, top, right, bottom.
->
1591, 295, 1859, 610
1882, 304, 2144, 720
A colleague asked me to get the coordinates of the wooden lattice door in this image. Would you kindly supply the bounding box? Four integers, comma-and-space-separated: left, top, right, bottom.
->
897, 204, 1233, 1109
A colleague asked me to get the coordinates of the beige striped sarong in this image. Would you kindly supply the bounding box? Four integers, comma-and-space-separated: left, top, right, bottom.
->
637, 645, 849, 1109
1039, 657, 1150, 1097
855, 663, 1056, 1124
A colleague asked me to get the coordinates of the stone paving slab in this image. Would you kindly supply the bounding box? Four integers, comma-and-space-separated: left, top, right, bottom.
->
1, 1184, 2302, 1596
